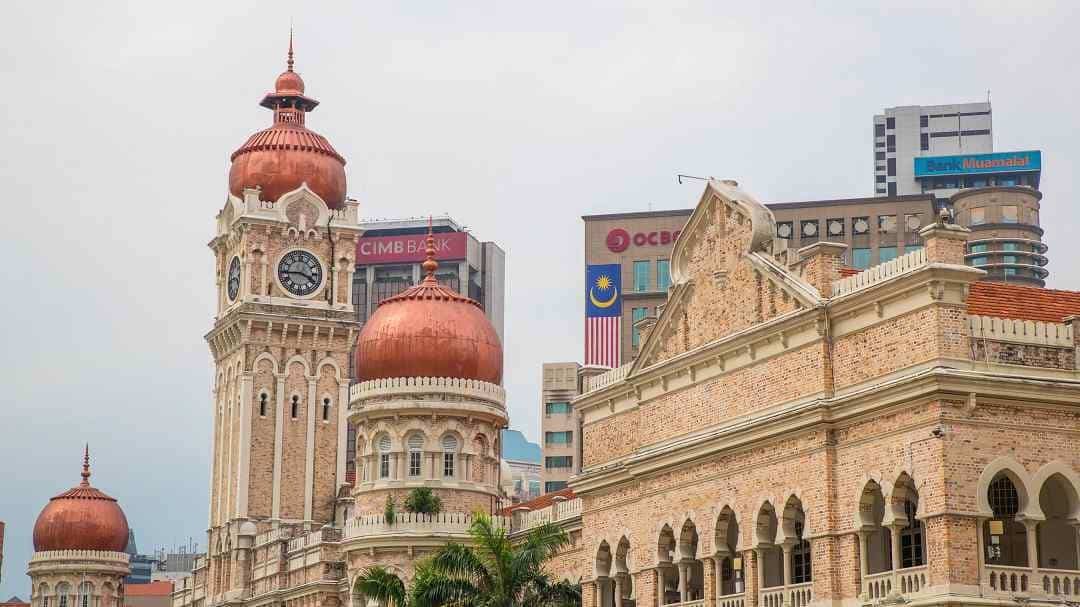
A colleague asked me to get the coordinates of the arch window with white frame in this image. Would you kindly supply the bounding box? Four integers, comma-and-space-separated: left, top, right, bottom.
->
407, 434, 425, 477
56, 583, 70, 607
321, 397, 331, 422
984, 473, 1028, 566
442, 434, 458, 478
78, 582, 93, 607
378, 434, 392, 479
38, 583, 49, 607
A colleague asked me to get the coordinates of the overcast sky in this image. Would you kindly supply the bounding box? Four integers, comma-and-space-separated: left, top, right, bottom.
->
2, 1, 1078, 597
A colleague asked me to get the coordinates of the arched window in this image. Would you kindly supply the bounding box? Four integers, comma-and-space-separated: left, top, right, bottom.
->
984, 474, 1028, 566
791, 520, 812, 584
378, 434, 392, 479
1037, 474, 1079, 570
442, 435, 458, 478
322, 397, 331, 422
78, 583, 93, 607
37, 583, 49, 607
899, 499, 924, 568
56, 583, 70, 607
290, 395, 299, 419
407, 434, 424, 477
259, 393, 268, 417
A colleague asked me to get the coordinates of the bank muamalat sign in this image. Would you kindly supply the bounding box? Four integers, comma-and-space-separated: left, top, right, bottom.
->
914, 150, 1041, 178
357, 232, 468, 264
606, 228, 682, 253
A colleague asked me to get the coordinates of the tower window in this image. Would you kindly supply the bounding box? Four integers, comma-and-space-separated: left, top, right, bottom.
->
378, 434, 392, 479
442, 435, 458, 478
259, 393, 268, 417
322, 397, 331, 422
290, 395, 299, 419
408, 434, 424, 477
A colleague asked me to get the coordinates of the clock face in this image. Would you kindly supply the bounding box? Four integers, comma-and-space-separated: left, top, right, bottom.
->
854, 218, 870, 234
277, 250, 323, 296
802, 221, 818, 236
828, 220, 844, 236
227, 256, 241, 301
777, 223, 792, 238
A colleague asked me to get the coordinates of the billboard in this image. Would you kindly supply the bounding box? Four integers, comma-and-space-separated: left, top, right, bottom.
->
356, 232, 469, 264
914, 150, 1041, 178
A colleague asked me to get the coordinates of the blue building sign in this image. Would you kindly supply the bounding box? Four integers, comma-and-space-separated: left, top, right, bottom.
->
914, 150, 1041, 178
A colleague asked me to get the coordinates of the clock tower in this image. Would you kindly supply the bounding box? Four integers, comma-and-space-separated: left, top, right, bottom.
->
202, 38, 361, 605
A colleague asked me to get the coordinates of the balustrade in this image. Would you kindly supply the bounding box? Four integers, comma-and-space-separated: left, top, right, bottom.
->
715, 592, 745, 607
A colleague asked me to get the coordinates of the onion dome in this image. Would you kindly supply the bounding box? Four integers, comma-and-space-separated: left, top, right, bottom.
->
228, 33, 347, 209
355, 227, 503, 384
33, 446, 129, 553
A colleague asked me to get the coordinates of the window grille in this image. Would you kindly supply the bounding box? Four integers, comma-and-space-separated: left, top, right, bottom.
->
989, 476, 1020, 518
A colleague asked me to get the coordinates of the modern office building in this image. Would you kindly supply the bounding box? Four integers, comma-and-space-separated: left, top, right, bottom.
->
873, 102, 992, 196
770, 195, 937, 270
539, 362, 609, 493
583, 209, 693, 366
351, 215, 505, 340
124, 530, 158, 585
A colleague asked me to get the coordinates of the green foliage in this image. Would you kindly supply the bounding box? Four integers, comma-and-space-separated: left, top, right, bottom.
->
404, 487, 443, 515
384, 495, 396, 525
351, 512, 579, 607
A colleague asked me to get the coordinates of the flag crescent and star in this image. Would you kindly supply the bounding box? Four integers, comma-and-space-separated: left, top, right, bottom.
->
585, 264, 622, 368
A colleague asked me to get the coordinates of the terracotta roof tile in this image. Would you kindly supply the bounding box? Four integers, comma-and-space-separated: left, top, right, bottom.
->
966, 282, 1080, 323
124, 582, 174, 597
498, 488, 575, 515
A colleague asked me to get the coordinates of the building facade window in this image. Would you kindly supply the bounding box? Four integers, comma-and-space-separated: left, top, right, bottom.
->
920, 115, 929, 127
970, 207, 986, 225
985, 474, 1027, 566
657, 259, 671, 291
442, 435, 458, 478
971, 256, 988, 266
1001, 206, 1019, 223
56, 584, 69, 607
322, 397, 331, 421
874, 124, 886, 137
852, 248, 872, 269
545, 480, 568, 493
78, 583, 92, 607
408, 434, 423, 477
633, 260, 650, 292
920, 133, 929, 151
879, 247, 898, 263
546, 456, 573, 469
378, 434, 392, 479
545, 402, 572, 415
545, 431, 573, 445
259, 393, 267, 417
970, 243, 989, 253
887, 182, 897, 196
791, 521, 812, 583
879, 215, 897, 234
886, 135, 896, 152
899, 500, 925, 568
290, 395, 299, 419
886, 158, 896, 176
886, 117, 895, 129
1003, 255, 1019, 265
1001, 242, 1020, 252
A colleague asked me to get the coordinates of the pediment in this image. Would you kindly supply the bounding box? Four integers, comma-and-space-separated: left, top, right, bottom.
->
634, 180, 821, 369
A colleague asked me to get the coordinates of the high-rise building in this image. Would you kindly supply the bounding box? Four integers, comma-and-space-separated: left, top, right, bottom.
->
583, 210, 692, 367
351, 216, 505, 342
873, 102, 992, 196
123, 530, 157, 584
539, 362, 607, 494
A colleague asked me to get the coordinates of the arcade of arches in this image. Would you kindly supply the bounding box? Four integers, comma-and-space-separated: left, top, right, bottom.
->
586, 464, 1080, 607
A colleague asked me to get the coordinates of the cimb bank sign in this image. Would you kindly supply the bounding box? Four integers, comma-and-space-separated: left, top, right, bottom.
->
356, 232, 469, 264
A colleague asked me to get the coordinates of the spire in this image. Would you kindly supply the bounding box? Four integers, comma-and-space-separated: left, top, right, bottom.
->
80, 444, 91, 486
421, 216, 439, 282
287, 28, 295, 72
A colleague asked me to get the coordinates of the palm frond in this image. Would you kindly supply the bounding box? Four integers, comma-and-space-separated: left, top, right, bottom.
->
427, 542, 493, 591
354, 566, 408, 607
410, 567, 481, 607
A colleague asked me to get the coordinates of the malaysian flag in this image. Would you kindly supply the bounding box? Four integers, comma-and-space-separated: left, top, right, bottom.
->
585, 263, 622, 368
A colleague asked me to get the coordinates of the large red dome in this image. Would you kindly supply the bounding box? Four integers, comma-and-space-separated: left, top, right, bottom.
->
228, 40, 346, 209
33, 449, 129, 553
354, 233, 503, 384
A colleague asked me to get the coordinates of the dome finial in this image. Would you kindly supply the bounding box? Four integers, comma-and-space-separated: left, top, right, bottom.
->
287, 27, 295, 72
421, 216, 438, 281
81, 444, 91, 486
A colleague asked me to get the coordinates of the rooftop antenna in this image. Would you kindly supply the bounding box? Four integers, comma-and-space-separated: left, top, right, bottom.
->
677, 174, 708, 184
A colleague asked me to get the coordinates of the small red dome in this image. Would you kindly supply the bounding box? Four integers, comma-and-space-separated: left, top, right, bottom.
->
274, 69, 305, 95
33, 449, 129, 553
355, 232, 503, 384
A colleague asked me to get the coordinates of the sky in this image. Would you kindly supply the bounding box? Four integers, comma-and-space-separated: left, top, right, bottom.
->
2, 0, 1078, 597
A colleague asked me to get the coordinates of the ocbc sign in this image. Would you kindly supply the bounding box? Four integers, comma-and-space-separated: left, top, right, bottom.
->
605, 228, 681, 253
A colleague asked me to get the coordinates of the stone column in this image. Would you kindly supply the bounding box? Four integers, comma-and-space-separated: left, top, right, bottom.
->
781, 542, 794, 587
856, 530, 869, 593
888, 524, 903, 580
657, 567, 667, 606
614, 575, 624, 607
678, 561, 688, 602
1023, 519, 1040, 570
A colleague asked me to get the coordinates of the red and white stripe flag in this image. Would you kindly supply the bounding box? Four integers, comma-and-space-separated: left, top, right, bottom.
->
585, 316, 621, 368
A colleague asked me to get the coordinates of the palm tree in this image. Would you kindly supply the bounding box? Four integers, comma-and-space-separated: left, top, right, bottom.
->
352, 513, 577, 607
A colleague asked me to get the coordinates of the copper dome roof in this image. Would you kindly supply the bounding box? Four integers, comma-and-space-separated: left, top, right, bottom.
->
228, 35, 347, 209
33, 447, 130, 553
355, 229, 503, 384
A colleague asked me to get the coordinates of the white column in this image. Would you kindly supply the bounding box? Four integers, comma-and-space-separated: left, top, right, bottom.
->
235, 372, 253, 518
857, 531, 870, 593
889, 524, 903, 579
781, 542, 793, 588
335, 382, 348, 489
301, 377, 314, 521
678, 562, 688, 602
271, 374, 286, 519
614, 575, 623, 607
365, 266, 375, 319
1023, 519, 1040, 570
